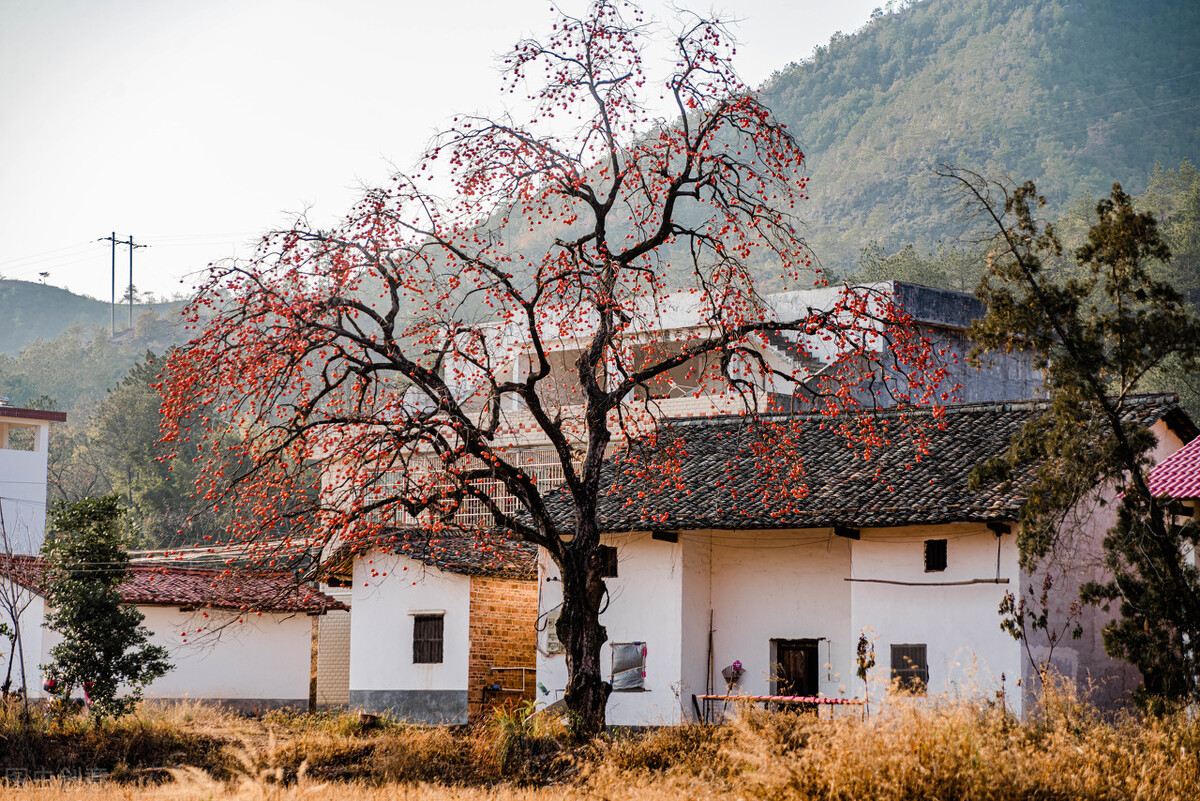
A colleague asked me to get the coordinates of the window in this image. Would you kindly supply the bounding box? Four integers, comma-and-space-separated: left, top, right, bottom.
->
413, 614, 444, 664
924, 539, 947, 572
890, 643, 928, 692
611, 642, 646, 691
596, 545, 618, 578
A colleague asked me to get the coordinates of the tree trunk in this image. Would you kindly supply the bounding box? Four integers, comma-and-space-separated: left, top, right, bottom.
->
556, 547, 611, 738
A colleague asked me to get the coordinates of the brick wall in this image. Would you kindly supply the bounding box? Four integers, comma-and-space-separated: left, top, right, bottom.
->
467, 576, 538, 722
314, 586, 353, 707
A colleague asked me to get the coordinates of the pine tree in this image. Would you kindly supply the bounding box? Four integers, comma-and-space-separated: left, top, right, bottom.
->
944, 168, 1200, 709
41, 495, 170, 718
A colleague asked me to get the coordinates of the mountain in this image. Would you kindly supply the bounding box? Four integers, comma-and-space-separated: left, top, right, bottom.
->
0, 279, 191, 415
758, 0, 1200, 273
0, 279, 183, 355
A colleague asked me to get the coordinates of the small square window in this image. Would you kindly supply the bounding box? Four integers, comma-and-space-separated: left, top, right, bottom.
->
611, 642, 646, 691
413, 614, 444, 664
924, 539, 947, 572
890, 643, 928, 693
596, 545, 618, 578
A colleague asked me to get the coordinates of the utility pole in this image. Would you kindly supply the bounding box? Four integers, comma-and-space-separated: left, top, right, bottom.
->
128, 235, 146, 328
98, 233, 148, 335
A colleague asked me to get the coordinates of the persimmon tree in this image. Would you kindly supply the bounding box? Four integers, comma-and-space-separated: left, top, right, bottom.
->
161, 1, 949, 736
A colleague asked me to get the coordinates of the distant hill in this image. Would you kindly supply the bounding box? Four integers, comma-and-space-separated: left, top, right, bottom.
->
0, 279, 184, 355
0, 279, 192, 415
758, 0, 1200, 272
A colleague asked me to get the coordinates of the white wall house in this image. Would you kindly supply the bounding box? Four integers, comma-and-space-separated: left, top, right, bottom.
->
0, 403, 66, 555
535, 395, 1196, 725
1, 557, 346, 712
345, 534, 537, 725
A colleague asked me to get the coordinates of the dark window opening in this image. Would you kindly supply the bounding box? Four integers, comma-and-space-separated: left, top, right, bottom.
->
596, 545, 618, 578
890, 643, 928, 692
413, 614, 444, 664
924, 539, 947, 572
771, 639, 820, 697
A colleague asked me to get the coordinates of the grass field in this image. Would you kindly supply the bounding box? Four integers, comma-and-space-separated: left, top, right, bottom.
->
1, 686, 1197, 800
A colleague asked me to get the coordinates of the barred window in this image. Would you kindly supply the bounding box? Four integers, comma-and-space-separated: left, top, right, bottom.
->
890, 643, 928, 692
413, 614, 444, 664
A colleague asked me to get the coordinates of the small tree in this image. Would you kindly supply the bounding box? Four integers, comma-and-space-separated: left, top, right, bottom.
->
41, 495, 170, 718
943, 167, 1200, 710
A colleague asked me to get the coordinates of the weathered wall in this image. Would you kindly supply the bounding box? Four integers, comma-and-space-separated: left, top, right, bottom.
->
537, 524, 1026, 727
849, 523, 1022, 716
537, 533, 686, 726
23, 602, 314, 711
467, 576, 537, 721
348, 550, 471, 724
0, 416, 51, 555
705, 531, 854, 705
1021, 419, 1187, 711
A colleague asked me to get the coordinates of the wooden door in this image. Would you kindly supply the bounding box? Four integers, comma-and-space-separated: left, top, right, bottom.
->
775, 640, 819, 697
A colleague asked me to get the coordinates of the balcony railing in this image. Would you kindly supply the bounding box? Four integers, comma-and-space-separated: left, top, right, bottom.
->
377, 449, 566, 528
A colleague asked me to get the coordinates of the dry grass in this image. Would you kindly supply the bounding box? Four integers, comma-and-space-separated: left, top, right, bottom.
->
1, 685, 1197, 800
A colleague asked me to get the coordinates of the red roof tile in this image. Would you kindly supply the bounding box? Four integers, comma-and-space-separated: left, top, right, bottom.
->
0, 406, 67, 423
1148, 436, 1200, 500
0, 555, 346, 613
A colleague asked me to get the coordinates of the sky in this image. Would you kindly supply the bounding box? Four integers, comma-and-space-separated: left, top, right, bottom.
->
1, 0, 883, 302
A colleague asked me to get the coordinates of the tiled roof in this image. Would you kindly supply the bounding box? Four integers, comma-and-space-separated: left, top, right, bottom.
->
0, 555, 347, 613
0, 405, 67, 423
331, 529, 537, 580
543, 394, 1195, 533
1148, 436, 1200, 500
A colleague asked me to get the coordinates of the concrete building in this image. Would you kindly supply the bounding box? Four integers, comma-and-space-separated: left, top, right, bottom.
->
0, 402, 66, 555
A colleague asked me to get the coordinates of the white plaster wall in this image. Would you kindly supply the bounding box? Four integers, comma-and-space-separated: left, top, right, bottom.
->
535, 548, 567, 704
705, 531, 854, 701
349, 550, 471, 693
679, 532, 711, 721
20, 600, 313, 701
0, 418, 51, 555
6, 591, 45, 696
537, 534, 686, 726
138, 607, 314, 700
849, 524, 1021, 716
29, 605, 313, 700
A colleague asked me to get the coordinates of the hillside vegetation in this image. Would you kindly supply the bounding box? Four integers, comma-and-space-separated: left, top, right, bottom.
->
761, 0, 1200, 272
0, 279, 183, 356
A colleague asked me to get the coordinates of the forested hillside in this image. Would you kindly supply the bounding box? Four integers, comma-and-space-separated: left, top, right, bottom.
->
0, 279, 182, 354
760, 0, 1200, 272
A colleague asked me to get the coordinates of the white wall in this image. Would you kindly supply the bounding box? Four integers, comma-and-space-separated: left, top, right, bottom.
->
349, 550, 471, 694
18, 599, 314, 703
538, 524, 1023, 726
849, 523, 1021, 715
7, 590, 45, 696
537, 533, 687, 726
138, 607, 314, 701
705, 531, 854, 703
0, 416, 51, 555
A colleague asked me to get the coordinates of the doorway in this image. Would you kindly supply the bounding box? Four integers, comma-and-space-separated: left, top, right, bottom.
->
771, 638, 819, 696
